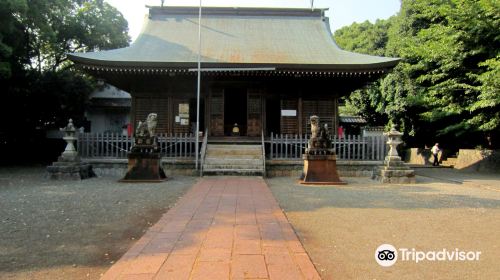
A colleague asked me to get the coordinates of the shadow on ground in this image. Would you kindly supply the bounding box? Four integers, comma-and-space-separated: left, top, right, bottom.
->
0, 167, 196, 278
266, 173, 500, 212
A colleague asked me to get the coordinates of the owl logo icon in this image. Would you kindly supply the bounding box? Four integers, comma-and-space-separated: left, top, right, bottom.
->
375, 244, 398, 267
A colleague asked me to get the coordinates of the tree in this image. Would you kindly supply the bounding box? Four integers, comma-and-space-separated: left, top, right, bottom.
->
0, 0, 27, 78
0, 0, 130, 163
334, 0, 500, 148
335, 19, 392, 57
23, 0, 129, 72
334, 18, 395, 127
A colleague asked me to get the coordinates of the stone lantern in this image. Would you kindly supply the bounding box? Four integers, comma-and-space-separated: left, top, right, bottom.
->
386, 125, 403, 160
373, 125, 415, 183
60, 119, 78, 161
47, 119, 94, 180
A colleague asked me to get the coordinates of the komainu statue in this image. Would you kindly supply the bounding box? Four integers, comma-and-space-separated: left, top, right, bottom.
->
135, 113, 158, 138
306, 116, 334, 155
133, 113, 159, 150
121, 112, 166, 182
301, 115, 345, 185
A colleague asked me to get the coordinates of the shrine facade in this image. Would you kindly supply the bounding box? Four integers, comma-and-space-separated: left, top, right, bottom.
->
69, 6, 399, 137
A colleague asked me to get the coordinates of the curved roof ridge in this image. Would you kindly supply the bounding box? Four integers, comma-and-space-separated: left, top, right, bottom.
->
148, 6, 328, 17
68, 6, 399, 71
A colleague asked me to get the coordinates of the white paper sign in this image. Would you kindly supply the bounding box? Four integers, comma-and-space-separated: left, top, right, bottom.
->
281, 110, 297, 117
175, 116, 180, 123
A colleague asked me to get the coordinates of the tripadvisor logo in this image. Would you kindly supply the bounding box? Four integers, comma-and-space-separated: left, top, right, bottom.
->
375, 244, 397, 267
375, 244, 481, 267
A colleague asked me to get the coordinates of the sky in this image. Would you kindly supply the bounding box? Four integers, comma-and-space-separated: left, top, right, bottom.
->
104, 0, 401, 41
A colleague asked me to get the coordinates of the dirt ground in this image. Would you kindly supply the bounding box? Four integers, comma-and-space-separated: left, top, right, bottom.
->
1, 166, 499, 280
267, 169, 500, 280
0, 167, 196, 280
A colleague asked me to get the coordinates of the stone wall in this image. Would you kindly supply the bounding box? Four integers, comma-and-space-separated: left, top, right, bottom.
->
455, 149, 500, 172
404, 148, 443, 165
266, 160, 382, 178
86, 158, 385, 178
84, 158, 197, 177
162, 159, 197, 176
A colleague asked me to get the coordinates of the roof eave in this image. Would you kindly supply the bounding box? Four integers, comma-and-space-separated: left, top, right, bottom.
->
68, 54, 400, 72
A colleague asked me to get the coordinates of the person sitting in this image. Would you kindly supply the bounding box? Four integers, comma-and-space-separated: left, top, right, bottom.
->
232, 123, 240, 136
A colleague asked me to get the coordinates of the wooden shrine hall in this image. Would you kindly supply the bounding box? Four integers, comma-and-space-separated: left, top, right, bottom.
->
69, 6, 399, 138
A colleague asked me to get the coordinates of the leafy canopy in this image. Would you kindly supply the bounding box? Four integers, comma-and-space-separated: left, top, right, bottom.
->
0, 0, 130, 161
334, 0, 500, 148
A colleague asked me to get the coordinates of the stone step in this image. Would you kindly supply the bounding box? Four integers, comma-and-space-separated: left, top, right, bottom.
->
442, 157, 457, 166
205, 158, 263, 165
206, 150, 262, 157
202, 168, 264, 176
207, 144, 262, 150
203, 164, 263, 170
202, 144, 264, 176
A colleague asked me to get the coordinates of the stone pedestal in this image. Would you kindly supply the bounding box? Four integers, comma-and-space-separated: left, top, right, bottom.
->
373, 156, 416, 184
300, 115, 346, 185
120, 152, 167, 182
47, 158, 94, 180
47, 119, 95, 180
373, 125, 415, 184
301, 154, 346, 185
119, 114, 167, 182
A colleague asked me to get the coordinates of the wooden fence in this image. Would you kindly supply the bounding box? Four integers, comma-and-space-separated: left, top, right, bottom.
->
77, 132, 386, 161
268, 133, 387, 161
78, 133, 197, 158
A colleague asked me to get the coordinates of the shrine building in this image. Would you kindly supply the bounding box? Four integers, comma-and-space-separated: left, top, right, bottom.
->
69, 6, 399, 138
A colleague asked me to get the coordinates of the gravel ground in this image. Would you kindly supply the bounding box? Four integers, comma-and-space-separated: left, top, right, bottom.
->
267, 169, 500, 280
0, 166, 197, 280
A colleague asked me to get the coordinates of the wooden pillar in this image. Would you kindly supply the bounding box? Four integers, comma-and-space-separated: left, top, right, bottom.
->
262, 91, 267, 136
333, 97, 339, 135
298, 97, 303, 135
130, 95, 136, 133
168, 95, 174, 134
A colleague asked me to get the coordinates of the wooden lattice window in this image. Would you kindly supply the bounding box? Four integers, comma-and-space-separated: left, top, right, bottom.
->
133, 97, 169, 133
302, 99, 335, 134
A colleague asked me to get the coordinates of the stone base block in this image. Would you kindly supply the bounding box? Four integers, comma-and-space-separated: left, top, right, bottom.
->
373, 160, 416, 184
120, 152, 167, 182
300, 154, 346, 185
373, 174, 416, 184
46, 162, 95, 180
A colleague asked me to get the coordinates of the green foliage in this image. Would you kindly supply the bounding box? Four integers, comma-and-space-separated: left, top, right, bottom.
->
0, 0, 27, 78
334, 19, 392, 56
334, 0, 500, 147
0, 0, 130, 161
22, 0, 130, 72
471, 56, 500, 131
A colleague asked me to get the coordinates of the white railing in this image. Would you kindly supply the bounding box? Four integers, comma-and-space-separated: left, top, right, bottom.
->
261, 129, 266, 177
78, 132, 197, 158
199, 128, 208, 176
269, 133, 387, 161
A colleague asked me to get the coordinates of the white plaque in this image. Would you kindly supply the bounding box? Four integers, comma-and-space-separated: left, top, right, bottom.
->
281, 110, 297, 117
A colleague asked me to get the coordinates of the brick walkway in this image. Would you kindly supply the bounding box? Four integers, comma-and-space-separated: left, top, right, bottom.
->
101, 177, 321, 280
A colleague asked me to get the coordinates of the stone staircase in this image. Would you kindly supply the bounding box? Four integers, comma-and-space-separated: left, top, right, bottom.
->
441, 156, 458, 168
202, 144, 265, 176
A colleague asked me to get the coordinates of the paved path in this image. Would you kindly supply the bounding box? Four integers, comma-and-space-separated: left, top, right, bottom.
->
101, 177, 321, 280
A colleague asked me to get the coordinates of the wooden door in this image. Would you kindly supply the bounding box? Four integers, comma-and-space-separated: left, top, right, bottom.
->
209, 89, 224, 136
280, 99, 298, 135
247, 90, 262, 137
